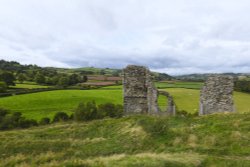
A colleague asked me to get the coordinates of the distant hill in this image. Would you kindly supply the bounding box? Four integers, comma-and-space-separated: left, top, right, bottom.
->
175, 73, 250, 81
0, 59, 174, 81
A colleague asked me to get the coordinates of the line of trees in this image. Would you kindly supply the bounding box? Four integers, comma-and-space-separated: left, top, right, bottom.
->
0, 59, 89, 92
234, 80, 250, 93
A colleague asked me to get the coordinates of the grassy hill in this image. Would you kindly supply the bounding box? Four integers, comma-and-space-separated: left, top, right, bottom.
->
0, 113, 249, 166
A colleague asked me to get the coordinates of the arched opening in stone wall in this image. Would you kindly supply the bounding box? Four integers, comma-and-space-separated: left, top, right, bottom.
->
158, 94, 168, 112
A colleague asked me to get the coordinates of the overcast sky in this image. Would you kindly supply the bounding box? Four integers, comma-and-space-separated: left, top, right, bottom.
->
0, 0, 250, 75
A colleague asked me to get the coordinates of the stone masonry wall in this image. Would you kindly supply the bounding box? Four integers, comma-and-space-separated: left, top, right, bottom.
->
123, 65, 159, 114
199, 75, 235, 115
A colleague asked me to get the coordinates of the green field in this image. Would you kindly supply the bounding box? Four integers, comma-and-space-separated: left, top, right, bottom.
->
0, 87, 250, 120
156, 81, 203, 89
0, 90, 122, 120
10, 83, 51, 89
0, 114, 249, 166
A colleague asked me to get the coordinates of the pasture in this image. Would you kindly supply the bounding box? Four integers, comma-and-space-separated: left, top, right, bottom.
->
0, 86, 250, 120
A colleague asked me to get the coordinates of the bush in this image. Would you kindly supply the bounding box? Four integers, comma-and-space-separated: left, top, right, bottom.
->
53, 112, 69, 122
19, 118, 38, 128
39, 117, 51, 125
74, 101, 99, 121
137, 117, 169, 136
0, 111, 38, 130
74, 101, 123, 121
98, 103, 123, 118
0, 108, 8, 121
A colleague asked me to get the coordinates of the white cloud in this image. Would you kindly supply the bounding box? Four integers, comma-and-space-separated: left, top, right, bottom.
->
0, 0, 250, 75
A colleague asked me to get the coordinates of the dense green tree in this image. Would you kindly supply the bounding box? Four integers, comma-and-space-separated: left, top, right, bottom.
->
0, 71, 15, 86
17, 73, 26, 83
69, 74, 80, 85
100, 69, 105, 75
0, 82, 7, 93
58, 77, 69, 88
35, 73, 45, 84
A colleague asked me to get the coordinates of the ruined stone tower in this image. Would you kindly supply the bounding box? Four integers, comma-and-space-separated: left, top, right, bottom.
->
199, 75, 235, 115
123, 65, 159, 114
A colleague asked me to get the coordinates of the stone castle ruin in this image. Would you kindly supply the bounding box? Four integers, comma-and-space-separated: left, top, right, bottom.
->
123, 65, 235, 116
123, 65, 159, 114
200, 75, 235, 115
123, 65, 176, 115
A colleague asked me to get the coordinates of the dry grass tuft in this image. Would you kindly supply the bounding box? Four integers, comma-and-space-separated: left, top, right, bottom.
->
187, 134, 198, 148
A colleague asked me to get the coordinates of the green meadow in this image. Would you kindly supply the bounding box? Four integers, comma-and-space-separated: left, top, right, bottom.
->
0, 86, 250, 120
10, 83, 51, 89
0, 90, 122, 120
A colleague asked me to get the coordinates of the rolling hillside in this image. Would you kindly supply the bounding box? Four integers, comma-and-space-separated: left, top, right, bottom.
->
0, 114, 249, 166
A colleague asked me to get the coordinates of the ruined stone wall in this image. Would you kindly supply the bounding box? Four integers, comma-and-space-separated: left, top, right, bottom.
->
159, 91, 176, 116
123, 65, 159, 114
200, 75, 235, 115
146, 73, 159, 114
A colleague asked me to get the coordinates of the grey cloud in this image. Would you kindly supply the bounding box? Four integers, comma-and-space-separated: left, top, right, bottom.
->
1, 0, 250, 75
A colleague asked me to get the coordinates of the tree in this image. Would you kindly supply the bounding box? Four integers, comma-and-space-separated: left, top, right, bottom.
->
35, 73, 45, 84
17, 73, 26, 83
0, 82, 7, 93
69, 74, 80, 85
58, 76, 69, 88
0, 71, 15, 86
100, 69, 105, 75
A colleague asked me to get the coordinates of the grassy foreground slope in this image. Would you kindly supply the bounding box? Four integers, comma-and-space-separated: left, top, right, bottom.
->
0, 114, 249, 167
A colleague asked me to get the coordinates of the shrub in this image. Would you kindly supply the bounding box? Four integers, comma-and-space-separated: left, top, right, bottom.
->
0, 108, 8, 121
78, 101, 99, 121
53, 112, 69, 122
98, 103, 123, 118
0, 111, 38, 130
19, 118, 38, 128
74, 101, 123, 122
137, 117, 169, 136
39, 117, 51, 125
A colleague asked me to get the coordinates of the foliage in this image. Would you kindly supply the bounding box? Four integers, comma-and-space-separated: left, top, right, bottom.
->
0, 71, 15, 86
234, 80, 250, 93
98, 103, 123, 118
34, 73, 46, 84
0, 81, 7, 93
17, 73, 26, 83
53, 111, 69, 122
74, 102, 123, 121
57, 76, 70, 88
39, 117, 51, 125
0, 109, 38, 130
74, 101, 98, 121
